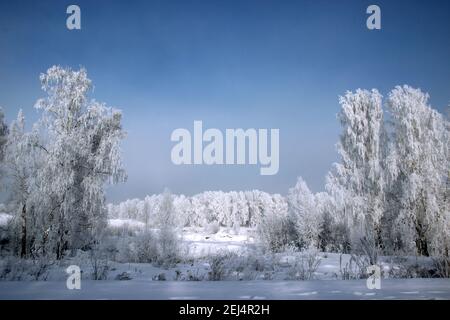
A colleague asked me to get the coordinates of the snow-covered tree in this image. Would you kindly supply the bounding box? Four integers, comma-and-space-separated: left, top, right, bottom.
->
443, 104, 450, 257
3, 111, 44, 257
328, 89, 385, 249
315, 192, 333, 251
32, 66, 126, 258
0, 107, 7, 165
325, 173, 352, 253
155, 189, 176, 228
287, 177, 321, 249
107, 189, 290, 231
155, 188, 180, 266
256, 194, 291, 252
386, 86, 449, 256
0, 108, 8, 186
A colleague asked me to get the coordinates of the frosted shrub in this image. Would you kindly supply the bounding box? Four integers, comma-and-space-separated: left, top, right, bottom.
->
339, 253, 372, 280
89, 243, 110, 280
133, 231, 158, 263
338, 236, 380, 280
285, 249, 322, 280
257, 213, 296, 253
330, 222, 351, 253
0, 256, 53, 281
242, 250, 268, 272
207, 251, 237, 280
155, 226, 181, 268
207, 250, 274, 281
232, 250, 274, 280
432, 256, 450, 278
355, 236, 379, 265
114, 227, 181, 268
114, 237, 134, 262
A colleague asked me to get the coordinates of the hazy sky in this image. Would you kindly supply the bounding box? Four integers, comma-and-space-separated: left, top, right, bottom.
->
1, 0, 449, 203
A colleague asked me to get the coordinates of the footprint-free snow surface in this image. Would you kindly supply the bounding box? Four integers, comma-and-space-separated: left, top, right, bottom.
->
0, 279, 449, 300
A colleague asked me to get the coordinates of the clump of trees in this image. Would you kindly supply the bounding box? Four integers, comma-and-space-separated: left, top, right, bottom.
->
3, 75, 447, 266
1, 66, 126, 259
109, 85, 448, 260
287, 86, 449, 258
107, 190, 288, 230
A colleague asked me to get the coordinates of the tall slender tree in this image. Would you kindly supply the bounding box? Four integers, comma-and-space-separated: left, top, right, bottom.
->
386, 86, 449, 256
327, 89, 385, 248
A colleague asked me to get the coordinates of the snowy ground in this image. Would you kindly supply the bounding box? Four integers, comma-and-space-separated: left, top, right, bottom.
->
182, 227, 257, 258
0, 279, 449, 300
1, 219, 449, 300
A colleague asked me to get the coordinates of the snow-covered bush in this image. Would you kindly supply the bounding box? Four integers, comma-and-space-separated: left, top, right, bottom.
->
229, 250, 274, 280
131, 231, 158, 263
207, 251, 236, 280
115, 271, 132, 280
183, 268, 205, 281
113, 227, 181, 268
339, 254, 364, 280
256, 211, 296, 253
0, 256, 53, 281
389, 264, 433, 279
433, 256, 450, 278
339, 253, 375, 280
156, 227, 181, 268
207, 250, 271, 281
353, 236, 379, 266
285, 249, 322, 280
89, 246, 110, 280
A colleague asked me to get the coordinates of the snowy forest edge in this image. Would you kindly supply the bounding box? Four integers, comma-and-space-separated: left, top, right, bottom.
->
0, 65, 449, 283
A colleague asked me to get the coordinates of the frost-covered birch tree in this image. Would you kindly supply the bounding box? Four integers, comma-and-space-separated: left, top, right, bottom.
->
386, 86, 449, 256
155, 188, 180, 266
328, 89, 385, 248
287, 177, 321, 249
32, 66, 126, 258
3, 111, 43, 257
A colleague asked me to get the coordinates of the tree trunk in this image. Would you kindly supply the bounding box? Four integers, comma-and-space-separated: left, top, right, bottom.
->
20, 203, 27, 258
415, 221, 429, 256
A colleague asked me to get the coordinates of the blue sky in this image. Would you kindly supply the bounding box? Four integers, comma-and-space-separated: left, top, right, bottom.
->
1, 0, 449, 202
